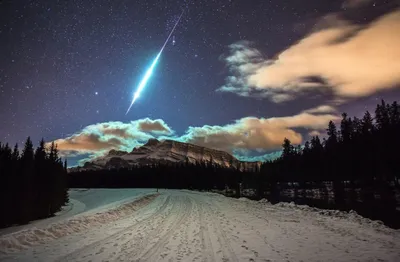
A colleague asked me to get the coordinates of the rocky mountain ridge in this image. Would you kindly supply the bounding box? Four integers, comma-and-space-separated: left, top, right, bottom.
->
69, 138, 261, 172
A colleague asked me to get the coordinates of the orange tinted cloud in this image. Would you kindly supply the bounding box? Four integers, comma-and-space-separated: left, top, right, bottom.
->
52, 119, 171, 153
178, 112, 339, 153
219, 10, 400, 103
137, 118, 173, 134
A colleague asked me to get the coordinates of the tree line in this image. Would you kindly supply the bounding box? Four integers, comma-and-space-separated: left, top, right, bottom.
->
0, 138, 69, 228
69, 160, 258, 198
259, 100, 400, 227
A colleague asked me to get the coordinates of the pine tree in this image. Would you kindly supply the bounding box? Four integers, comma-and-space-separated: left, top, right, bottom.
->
63, 159, 69, 204
281, 138, 294, 159
64, 159, 68, 172
310, 136, 323, 153
12, 143, 19, 161
326, 121, 338, 149
375, 100, 390, 130
389, 101, 400, 126
302, 141, 311, 155
18, 137, 35, 224
21, 137, 34, 160
340, 113, 353, 142
351, 117, 362, 137
361, 111, 374, 135
0, 143, 13, 227
34, 139, 48, 218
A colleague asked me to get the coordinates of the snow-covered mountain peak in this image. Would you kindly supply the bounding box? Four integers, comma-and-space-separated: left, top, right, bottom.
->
70, 139, 261, 172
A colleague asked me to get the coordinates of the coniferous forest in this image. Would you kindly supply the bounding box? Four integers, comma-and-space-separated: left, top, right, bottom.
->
0, 138, 69, 228
69, 161, 256, 195
259, 100, 400, 228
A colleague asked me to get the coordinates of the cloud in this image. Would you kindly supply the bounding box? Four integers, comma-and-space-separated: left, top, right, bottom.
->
177, 119, 300, 153
235, 151, 283, 162
53, 133, 123, 152
302, 105, 337, 114
176, 111, 338, 154
51, 119, 172, 155
308, 130, 322, 137
54, 110, 339, 164
137, 118, 173, 134
218, 10, 400, 103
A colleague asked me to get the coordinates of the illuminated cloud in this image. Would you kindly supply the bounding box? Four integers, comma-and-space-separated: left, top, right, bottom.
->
177, 111, 338, 154
302, 105, 337, 114
218, 10, 400, 103
235, 151, 283, 162
52, 133, 123, 152
137, 118, 173, 134
51, 119, 172, 155
308, 130, 322, 137
178, 121, 302, 153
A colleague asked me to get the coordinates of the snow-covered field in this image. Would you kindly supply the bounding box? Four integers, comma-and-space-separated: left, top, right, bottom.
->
1, 189, 399, 261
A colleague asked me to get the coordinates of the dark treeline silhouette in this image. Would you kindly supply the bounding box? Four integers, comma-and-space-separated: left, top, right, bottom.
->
260, 100, 400, 228
69, 160, 259, 198
0, 138, 69, 228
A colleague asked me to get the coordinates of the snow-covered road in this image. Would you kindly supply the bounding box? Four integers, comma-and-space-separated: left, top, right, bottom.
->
1, 190, 399, 261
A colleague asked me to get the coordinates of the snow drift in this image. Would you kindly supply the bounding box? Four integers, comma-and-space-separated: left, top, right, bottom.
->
0, 193, 158, 253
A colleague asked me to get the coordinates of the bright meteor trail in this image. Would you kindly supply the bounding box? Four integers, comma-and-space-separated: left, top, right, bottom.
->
126, 10, 184, 115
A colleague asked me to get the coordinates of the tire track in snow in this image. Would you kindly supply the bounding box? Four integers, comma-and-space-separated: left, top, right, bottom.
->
133, 195, 193, 261
202, 197, 239, 262
55, 195, 169, 262
105, 195, 179, 261
196, 198, 216, 262
111, 195, 181, 261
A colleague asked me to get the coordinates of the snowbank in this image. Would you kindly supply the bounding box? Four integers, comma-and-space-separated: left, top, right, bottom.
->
0, 198, 86, 238
0, 193, 158, 253
273, 201, 396, 233
258, 198, 270, 204
0, 189, 156, 238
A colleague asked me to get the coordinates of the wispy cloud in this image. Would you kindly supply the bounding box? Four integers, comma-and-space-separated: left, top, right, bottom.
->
235, 151, 283, 162
302, 105, 338, 114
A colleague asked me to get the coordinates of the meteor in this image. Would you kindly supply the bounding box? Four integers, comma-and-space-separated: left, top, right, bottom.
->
126, 10, 184, 115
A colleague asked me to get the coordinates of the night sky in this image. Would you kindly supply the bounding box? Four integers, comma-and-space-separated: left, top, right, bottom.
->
1, 0, 400, 166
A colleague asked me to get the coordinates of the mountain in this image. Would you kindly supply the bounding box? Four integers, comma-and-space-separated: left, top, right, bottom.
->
69, 139, 261, 172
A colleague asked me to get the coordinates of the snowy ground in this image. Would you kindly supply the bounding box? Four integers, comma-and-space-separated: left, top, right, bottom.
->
1, 189, 399, 261
0, 188, 155, 237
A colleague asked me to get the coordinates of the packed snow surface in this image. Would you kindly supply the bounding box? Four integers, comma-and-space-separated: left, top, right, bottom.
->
1, 189, 399, 261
